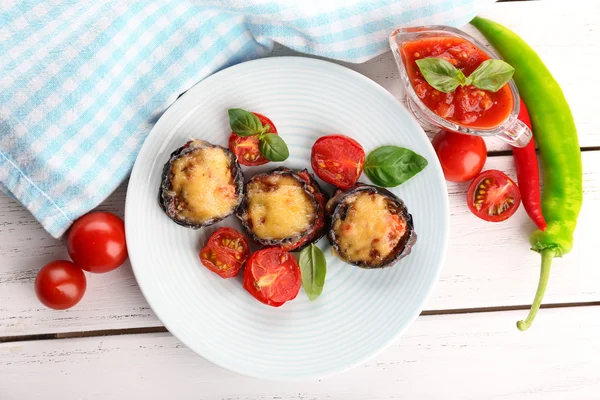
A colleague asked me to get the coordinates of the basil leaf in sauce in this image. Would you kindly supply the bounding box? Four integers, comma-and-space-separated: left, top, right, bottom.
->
299, 244, 327, 301
415, 57, 514, 93
415, 58, 461, 93
468, 59, 515, 92
457, 69, 471, 86
228, 108, 266, 137
364, 146, 428, 187
258, 133, 289, 162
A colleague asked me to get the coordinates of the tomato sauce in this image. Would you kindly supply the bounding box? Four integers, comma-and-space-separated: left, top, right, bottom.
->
401, 36, 513, 129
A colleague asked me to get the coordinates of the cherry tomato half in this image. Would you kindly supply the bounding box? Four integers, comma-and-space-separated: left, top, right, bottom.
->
432, 130, 487, 182
229, 112, 278, 166
35, 260, 86, 310
467, 170, 521, 222
311, 134, 365, 190
243, 247, 301, 307
67, 212, 128, 273
200, 227, 250, 278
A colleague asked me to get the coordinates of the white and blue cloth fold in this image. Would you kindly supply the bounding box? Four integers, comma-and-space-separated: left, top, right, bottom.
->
0, 0, 494, 237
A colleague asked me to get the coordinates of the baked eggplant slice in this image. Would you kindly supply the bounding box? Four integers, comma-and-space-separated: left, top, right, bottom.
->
159, 139, 243, 228
327, 183, 416, 268
236, 168, 320, 247
277, 167, 329, 251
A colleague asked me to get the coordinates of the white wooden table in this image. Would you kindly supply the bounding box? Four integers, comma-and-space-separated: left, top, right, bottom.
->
2, 1, 599, 398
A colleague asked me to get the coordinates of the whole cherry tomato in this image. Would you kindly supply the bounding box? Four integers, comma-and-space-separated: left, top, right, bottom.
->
35, 260, 86, 310
311, 134, 365, 189
67, 212, 127, 273
200, 227, 250, 278
229, 112, 277, 166
432, 130, 487, 182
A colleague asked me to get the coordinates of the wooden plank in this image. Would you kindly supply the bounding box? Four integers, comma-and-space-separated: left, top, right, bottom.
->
0, 184, 162, 335
268, 0, 600, 152
431, 150, 599, 310
468, 0, 599, 151
2, 306, 600, 399
1, 151, 597, 336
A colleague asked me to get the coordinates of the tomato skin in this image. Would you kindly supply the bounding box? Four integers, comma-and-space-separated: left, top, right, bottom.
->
229, 113, 277, 166
467, 170, 521, 222
35, 260, 86, 310
432, 130, 487, 182
200, 227, 250, 278
311, 135, 365, 190
243, 247, 301, 307
67, 212, 128, 273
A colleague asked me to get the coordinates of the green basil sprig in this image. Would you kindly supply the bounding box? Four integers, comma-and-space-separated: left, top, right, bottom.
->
228, 108, 269, 137
228, 108, 289, 162
298, 244, 326, 301
414, 58, 464, 93
415, 58, 514, 93
364, 146, 428, 187
259, 133, 289, 162
467, 59, 516, 92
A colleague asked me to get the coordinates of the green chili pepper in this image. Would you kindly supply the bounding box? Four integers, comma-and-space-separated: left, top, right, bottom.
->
471, 17, 583, 331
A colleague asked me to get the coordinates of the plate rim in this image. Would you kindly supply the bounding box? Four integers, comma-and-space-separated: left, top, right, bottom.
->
125, 56, 450, 380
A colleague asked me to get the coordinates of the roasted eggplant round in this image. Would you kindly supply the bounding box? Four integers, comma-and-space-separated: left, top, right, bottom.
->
326, 183, 416, 268
275, 167, 329, 251
236, 167, 326, 249
159, 139, 244, 229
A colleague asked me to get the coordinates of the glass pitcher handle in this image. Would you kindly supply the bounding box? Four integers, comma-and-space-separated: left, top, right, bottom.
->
495, 119, 532, 148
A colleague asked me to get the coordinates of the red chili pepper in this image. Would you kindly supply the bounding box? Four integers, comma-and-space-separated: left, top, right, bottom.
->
512, 99, 547, 231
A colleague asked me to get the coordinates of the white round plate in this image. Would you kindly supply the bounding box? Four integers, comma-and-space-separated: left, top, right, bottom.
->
125, 57, 449, 380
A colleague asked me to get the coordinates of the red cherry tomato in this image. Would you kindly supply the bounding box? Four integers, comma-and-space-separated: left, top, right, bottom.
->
311, 135, 365, 190
432, 130, 487, 182
243, 247, 301, 307
229, 112, 278, 166
467, 170, 521, 222
200, 227, 250, 278
67, 212, 128, 273
35, 260, 86, 310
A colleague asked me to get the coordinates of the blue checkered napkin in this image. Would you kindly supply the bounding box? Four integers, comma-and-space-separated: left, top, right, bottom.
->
0, 0, 494, 237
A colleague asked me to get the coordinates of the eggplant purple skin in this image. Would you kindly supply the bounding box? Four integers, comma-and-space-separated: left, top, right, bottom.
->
326, 183, 417, 269
236, 167, 326, 249
159, 140, 244, 229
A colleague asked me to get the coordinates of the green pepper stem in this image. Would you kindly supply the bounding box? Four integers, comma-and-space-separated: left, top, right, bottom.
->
517, 249, 555, 331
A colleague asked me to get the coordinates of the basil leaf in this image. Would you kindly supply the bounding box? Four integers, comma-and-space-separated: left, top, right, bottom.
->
258, 133, 289, 162
228, 108, 264, 137
457, 69, 468, 86
261, 124, 272, 134
415, 58, 461, 93
468, 59, 515, 92
299, 244, 327, 301
364, 146, 428, 187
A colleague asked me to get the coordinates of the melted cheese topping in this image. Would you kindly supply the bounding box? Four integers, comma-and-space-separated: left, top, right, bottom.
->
170, 147, 237, 223
333, 192, 406, 265
247, 175, 316, 240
